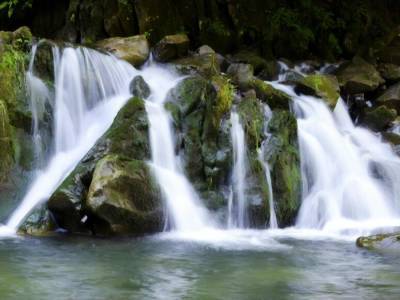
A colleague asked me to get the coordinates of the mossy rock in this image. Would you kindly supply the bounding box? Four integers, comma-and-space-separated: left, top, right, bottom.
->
130, 75, 150, 99
86, 155, 162, 236
0, 100, 13, 183
250, 78, 291, 110
96, 35, 150, 67
172, 53, 221, 78
266, 110, 301, 226
48, 97, 151, 235
336, 56, 384, 94
356, 232, 400, 251
363, 105, 397, 131
296, 74, 340, 108
19, 204, 56, 237
237, 94, 265, 150
378, 63, 400, 83
377, 82, 400, 113
153, 34, 190, 63
227, 63, 254, 90
382, 132, 400, 146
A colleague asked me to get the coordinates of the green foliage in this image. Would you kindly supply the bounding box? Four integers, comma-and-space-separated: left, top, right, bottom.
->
0, 0, 32, 18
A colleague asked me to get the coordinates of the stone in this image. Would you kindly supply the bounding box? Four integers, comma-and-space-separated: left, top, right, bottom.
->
96, 35, 150, 67
129, 75, 151, 99
377, 82, 400, 113
336, 56, 384, 94
153, 34, 190, 63
363, 105, 397, 131
378, 63, 400, 82
250, 78, 291, 110
227, 63, 254, 90
86, 155, 162, 235
296, 74, 340, 108
356, 232, 400, 251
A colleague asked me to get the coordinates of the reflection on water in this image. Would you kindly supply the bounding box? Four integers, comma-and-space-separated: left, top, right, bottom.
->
0, 234, 399, 299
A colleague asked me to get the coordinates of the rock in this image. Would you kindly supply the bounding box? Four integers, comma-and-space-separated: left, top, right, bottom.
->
382, 132, 400, 146
266, 110, 301, 226
258, 61, 281, 81
356, 232, 400, 251
363, 105, 397, 131
153, 34, 190, 63
231, 50, 269, 74
48, 97, 151, 235
378, 63, 400, 82
227, 63, 254, 90
173, 53, 222, 78
96, 35, 150, 67
336, 56, 384, 94
129, 75, 151, 99
377, 82, 400, 113
86, 155, 162, 235
250, 78, 291, 110
0, 100, 13, 183
33, 39, 56, 83
19, 204, 56, 236
197, 45, 215, 55
295, 74, 340, 108
282, 70, 304, 85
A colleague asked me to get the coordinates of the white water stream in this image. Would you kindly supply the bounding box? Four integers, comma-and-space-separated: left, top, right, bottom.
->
270, 82, 400, 236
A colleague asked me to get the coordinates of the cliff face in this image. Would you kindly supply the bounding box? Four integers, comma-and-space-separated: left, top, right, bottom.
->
2, 0, 400, 61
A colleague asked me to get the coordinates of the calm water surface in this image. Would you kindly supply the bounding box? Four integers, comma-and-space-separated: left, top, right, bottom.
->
0, 233, 399, 299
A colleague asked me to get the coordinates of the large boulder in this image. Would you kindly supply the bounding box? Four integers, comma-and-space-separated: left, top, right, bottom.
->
48, 97, 152, 235
377, 82, 400, 113
173, 53, 222, 78
378, 63, 400, 83
295, 74, 340, 108
96, 35, 150, 67
153, 34, 190, 63
86, 155, 162, 235
336, 56, 384, 94
356, 232, 400, 251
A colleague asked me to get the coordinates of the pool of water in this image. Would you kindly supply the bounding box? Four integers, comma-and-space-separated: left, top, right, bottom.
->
0, 231, 399, 299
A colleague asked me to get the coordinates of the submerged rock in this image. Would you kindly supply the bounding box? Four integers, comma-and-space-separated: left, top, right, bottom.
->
336, 56, 384, 94
357, 232, 400, 251
86, 155, 162, 235
96, 35, 149, 67
296, 74, 340, 108
153, 34, 190, 63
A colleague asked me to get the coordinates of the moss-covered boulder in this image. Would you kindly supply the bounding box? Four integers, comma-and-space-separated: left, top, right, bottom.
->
265, 110, 301, 226
96, 35, 149, 67
336, 56, 384, 94
363, 105, 397, 131
250, 78, 291, 110
0, 100, 13, 182
296, 74, 340, 108
86, 155, 162, 235
153, 34, 190, 63
378, 63, 400, 83
48, 97, 152, 235
377, 82, 400, 113
356, 232, 400, 251
19, 204, 56, 236
172, 53, 221, 78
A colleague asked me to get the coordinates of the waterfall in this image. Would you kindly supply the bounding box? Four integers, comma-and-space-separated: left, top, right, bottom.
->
229, 112, 249, 228
258, 105, 278, 229
142, 64, 212, 232
0, 45, 136, 234
270, 82, 400, 235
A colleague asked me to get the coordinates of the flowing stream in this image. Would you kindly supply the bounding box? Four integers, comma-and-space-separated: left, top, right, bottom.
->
229, 111, 249, 228
270, 82, 400, 236
0, 45, 136, 234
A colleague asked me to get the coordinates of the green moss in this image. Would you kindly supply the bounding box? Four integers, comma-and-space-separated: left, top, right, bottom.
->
298, 74, 340, 108
210, 75, 234, 131
250, 78, 291, 110
0, 100, 13, 181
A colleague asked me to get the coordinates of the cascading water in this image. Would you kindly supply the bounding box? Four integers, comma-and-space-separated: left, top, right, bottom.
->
258, 105, 278, 229
142, 64, 212, 232
270, 82, 400, 236
0, 45, 136, 235
229, 111, 249, 228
